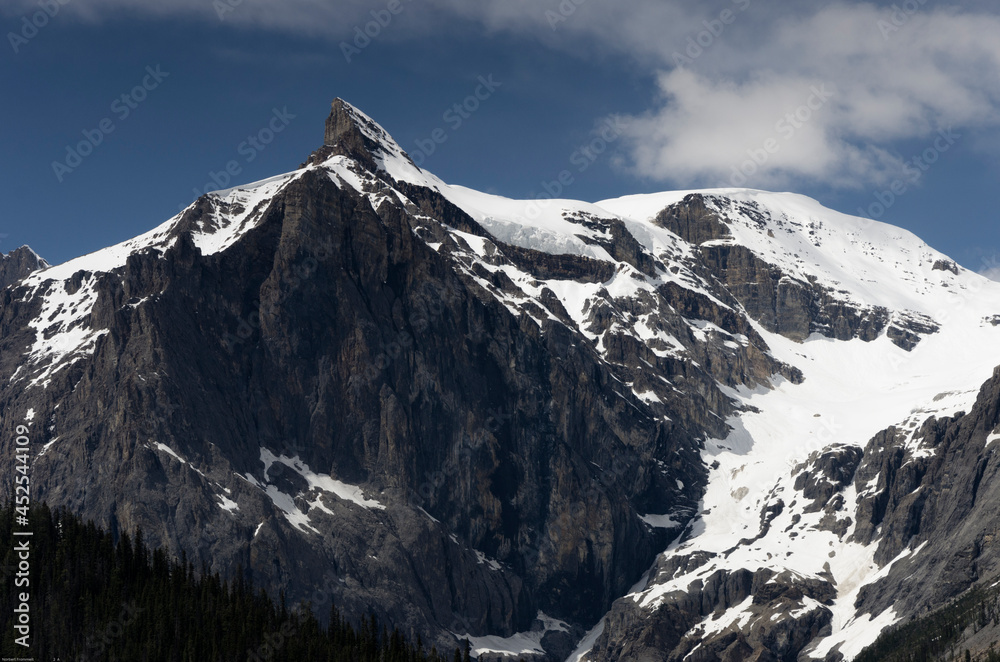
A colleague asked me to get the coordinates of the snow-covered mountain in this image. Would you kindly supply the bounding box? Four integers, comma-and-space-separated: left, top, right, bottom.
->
3, 99, 1000, 661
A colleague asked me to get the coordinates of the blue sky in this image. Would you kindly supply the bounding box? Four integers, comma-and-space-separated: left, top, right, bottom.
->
2, 0, 999, 275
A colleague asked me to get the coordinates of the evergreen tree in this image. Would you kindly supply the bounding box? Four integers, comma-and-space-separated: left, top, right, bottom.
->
0, 502, 462, 662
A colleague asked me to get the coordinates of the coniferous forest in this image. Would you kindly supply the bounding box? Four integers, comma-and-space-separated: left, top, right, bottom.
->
4, 502, 1000, 661
0, 502, 480, 661
855, 578, 1000, 662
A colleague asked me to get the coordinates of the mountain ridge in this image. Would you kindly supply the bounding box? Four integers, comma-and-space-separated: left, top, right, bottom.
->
0, 245, 47, 290
2, 99, 1000, 661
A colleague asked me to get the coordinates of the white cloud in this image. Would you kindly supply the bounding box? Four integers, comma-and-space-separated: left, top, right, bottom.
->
8, 0, 1000, 189
2, 0, 701, 48
619, 69, 898, 189
3, 0, 399, 35
614, 4, 1000, 188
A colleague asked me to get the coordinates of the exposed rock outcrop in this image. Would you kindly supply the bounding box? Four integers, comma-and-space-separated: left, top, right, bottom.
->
0, 245, 47, 290
0, 100, 994, 662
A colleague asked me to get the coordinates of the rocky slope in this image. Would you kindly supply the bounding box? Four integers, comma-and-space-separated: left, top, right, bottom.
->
579, 194, 1000, 660
0, 246, 47, 290
1, 99, 999, 661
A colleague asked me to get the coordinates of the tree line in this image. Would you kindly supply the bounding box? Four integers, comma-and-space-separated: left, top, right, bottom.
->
855, 576, 1000, 662
0, 502, 489, 661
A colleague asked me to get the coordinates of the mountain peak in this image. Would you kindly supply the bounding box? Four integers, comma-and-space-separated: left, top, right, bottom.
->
319, 98, 420, 180
310, 98, 436, 188
0, 245, 47, 289
9, 97, 1000, 662
324, 98, 378, 147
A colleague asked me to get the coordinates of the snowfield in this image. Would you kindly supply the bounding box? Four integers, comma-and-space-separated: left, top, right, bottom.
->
14, 100, 1000, 661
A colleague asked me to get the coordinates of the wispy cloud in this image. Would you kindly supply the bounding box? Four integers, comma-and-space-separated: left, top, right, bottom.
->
3, 0, 385, 35
9, 0, 1000, 190
613, 4, 1000, 188
454, 1, 1000, 190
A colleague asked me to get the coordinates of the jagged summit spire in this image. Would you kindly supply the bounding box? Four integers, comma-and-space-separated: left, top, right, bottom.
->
324, 98, 379, 147
0, 245, 48, 290
323, 99, 403, 161
314, 98, 427, 186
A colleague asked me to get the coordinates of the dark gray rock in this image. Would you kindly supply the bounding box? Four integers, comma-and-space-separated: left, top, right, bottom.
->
654, 194, 937, 350
932, 259, 959, 274
0, 245, 47, 290
847, 366, 1000, 639
589, 566, 834, 661
793, 445, 863, 515
0, 99, 991, 662
0, 102, 739, 658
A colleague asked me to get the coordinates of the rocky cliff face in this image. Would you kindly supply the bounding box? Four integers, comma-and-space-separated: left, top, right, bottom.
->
2, 100, 999, 661
0, 246, 47, 290
849, 369, 1000, 619
655, 194, 930, 348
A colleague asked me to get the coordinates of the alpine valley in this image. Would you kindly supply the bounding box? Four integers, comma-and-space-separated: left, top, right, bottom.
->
3, 99, 1000, 661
